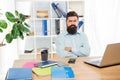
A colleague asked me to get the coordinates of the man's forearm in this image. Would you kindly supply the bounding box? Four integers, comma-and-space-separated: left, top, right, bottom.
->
71, 47, 90, 57
64, 47, 72, 52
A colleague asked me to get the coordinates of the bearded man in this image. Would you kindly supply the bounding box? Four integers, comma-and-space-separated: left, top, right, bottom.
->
55, 11, 90, 58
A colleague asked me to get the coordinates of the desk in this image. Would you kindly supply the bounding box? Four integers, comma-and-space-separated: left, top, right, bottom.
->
13, 56, 120, 80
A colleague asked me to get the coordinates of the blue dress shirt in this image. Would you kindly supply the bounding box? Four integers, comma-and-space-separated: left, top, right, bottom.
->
55, 31, 90, 58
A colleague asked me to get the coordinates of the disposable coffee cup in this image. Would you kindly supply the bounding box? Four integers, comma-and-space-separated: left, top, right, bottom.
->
41, 49, 48, 61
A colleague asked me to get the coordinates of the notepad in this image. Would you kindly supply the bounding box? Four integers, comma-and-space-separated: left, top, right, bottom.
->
51, 67, 75, 79
32, 66, 57, 76
34, 60, 58, 68
6, 68, 32, 80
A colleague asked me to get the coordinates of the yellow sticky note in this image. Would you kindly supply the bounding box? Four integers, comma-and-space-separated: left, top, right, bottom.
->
32, 66, 57, 76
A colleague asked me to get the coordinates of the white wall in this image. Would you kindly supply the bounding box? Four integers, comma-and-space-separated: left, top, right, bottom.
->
0, 0, 18, 74
0, 0, 15, 17
0, 0, 17, 46
0, 0, 15, 43
85, 0, 120, 56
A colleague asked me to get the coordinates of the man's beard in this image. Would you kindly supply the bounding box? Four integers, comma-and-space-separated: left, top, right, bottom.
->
67, 25, 77, 35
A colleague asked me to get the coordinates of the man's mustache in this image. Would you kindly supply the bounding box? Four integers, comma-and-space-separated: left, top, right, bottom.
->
68, 25, 77, 28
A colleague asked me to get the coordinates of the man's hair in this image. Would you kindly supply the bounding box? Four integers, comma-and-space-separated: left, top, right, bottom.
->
66, 11, 79, 20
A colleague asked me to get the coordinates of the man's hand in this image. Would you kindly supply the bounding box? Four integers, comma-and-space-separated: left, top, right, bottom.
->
65, 47, 72, 52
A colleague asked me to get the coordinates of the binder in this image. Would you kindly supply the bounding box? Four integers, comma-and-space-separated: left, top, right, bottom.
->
42, 20, 48, 36
51, 3, 62, 18
55, 19, 60, 35
56, 3, 66, 18
6, 68, 32, 80
51, 2, 66, 18
78, 20, 84, 30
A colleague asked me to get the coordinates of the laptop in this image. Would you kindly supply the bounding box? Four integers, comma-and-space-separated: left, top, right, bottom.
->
84, 43, 120, 68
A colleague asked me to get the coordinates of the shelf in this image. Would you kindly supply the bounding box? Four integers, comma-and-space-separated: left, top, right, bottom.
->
33, 35, 52, 37
34, 18, 51, 20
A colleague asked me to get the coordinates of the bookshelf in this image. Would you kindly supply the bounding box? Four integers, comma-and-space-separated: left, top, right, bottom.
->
15, 0, 84, 58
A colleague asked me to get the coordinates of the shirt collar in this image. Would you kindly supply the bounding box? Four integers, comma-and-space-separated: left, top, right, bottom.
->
64, 31, 80, 36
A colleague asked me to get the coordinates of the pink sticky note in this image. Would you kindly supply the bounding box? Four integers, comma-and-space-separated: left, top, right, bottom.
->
22, 62, 37, 68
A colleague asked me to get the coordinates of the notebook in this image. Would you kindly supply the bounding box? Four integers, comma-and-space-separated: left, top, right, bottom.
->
84, 43, 120, 68
34, 60, 58, 68
6, 68, 32, 80
51, 67, 75, 80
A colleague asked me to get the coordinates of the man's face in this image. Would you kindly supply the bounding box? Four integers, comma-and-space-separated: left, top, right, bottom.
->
66, 16, 78, 27
66, 16, 78, 34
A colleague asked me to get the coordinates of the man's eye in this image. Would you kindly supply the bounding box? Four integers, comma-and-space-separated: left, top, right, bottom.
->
69, 20, 72, 22
74, 20, 77, 22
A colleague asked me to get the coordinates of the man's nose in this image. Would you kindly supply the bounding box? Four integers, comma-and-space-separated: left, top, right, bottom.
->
71, 21, 76, 25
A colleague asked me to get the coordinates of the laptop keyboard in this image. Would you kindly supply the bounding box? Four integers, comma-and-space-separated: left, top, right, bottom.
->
87, 58, 102, 65
91, 60, 101, 64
